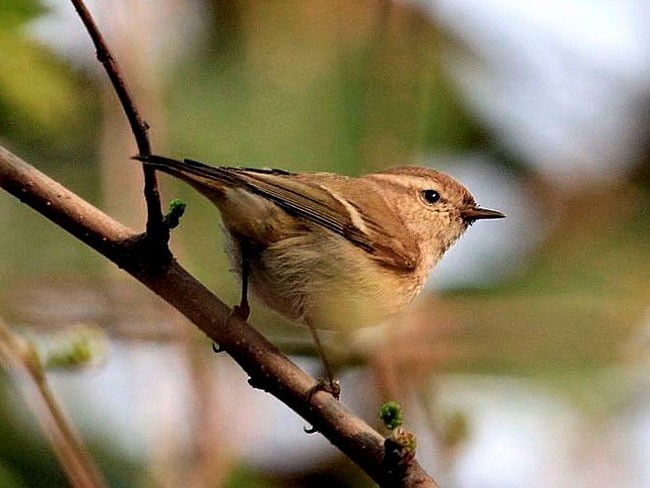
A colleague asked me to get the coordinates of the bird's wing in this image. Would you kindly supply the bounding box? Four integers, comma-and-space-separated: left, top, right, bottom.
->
222, 166, 419, 271
138, 156, 418, 270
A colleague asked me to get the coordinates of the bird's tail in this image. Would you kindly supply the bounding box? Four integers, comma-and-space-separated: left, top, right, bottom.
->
133, 154, 236, 194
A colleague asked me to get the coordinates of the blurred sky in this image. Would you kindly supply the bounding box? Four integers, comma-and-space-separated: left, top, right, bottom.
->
417, 0, 650, 184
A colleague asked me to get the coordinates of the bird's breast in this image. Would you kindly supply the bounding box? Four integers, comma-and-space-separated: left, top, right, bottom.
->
237, 231, 425, 330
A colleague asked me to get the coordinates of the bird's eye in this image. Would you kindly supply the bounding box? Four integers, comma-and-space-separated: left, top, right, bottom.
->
420, 189, 441, 205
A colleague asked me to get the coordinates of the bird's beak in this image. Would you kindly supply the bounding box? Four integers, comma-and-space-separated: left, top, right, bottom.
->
461, 206, 506, 222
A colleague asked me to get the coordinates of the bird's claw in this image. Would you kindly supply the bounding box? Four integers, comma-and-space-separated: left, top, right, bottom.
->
214, 304, 251, 353
231, 303, 250, 321
304, 424, 318, 434
307, 378, 341, 402
303, 379, 341, 434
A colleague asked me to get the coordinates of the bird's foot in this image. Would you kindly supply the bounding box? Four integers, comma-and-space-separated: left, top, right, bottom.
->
303, 379, 341, 434
231, 302, 250, 321
212, 303, 250, 354
307, 378, 341, 402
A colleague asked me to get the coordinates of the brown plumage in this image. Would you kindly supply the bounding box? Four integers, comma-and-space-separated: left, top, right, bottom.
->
135, 155, 504, 331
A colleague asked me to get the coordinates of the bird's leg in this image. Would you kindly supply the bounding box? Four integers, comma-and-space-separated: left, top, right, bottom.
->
213, 241, 251, 354
233, 244, 251, 320
306, 322, 341, 401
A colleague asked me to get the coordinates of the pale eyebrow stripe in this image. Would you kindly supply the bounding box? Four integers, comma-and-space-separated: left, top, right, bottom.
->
366, 173, 421, 189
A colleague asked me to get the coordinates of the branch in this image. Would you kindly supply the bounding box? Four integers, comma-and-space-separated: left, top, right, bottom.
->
0, 145, 439, 487
69, 0, 164, 239
0, 317, 108, 488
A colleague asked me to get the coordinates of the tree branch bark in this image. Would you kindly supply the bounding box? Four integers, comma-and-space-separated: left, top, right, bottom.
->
0, 145, 439, 487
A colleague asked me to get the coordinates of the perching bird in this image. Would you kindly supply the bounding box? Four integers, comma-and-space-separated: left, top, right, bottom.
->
136, 155, 505, 393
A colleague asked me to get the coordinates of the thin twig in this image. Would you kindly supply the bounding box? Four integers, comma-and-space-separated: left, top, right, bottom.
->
69, 0, 164, 239
0, 317, 108, 488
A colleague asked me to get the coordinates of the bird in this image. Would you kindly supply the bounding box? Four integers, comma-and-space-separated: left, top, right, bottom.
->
135, 155, 505, 395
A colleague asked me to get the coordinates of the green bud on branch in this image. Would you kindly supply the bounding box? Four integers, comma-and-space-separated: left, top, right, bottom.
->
380, 401, 404, 430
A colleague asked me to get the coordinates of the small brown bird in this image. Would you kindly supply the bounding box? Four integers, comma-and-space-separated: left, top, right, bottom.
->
136, 155, 505, 393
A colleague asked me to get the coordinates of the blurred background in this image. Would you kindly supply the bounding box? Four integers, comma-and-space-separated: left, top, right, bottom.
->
1, 0, 650, 486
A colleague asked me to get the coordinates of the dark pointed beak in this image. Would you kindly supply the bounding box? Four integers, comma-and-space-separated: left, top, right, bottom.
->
461, 206, 506, 222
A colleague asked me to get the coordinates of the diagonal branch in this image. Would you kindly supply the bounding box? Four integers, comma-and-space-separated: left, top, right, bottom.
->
0, 145, 439, 487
